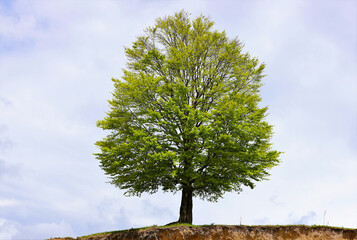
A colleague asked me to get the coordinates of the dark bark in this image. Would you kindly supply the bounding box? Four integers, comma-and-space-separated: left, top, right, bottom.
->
178, 186, 193, 224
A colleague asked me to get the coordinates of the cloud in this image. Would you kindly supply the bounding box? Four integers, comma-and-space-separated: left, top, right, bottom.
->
0, 219, 17, 240
0, 97, 12, 106
14, 221, 75, 239
0, 159, 19, 184
288, 211, 317, 225
255, 217, 269, 225
0, 0, 356, 238
0, 198, 17, 208
269, 193, 283, 206
0, 138, 13, 153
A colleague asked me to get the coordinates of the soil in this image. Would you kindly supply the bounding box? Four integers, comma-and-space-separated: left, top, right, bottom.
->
50, 225, 357, 240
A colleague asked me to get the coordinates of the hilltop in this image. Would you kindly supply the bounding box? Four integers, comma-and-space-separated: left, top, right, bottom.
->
50, 224, 357, 240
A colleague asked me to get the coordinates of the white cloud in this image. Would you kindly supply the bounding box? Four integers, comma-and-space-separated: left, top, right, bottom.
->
0, 219, 17, 240
0, 199, 18, 207
288, 211, 317, 225
15, 221, 75, 239
0, 0, 356, 238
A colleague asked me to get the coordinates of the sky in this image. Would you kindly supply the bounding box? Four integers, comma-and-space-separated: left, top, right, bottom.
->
0, 0, 356, 239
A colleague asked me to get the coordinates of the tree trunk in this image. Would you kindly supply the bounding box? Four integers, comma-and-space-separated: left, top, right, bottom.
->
178, 186, 193, 224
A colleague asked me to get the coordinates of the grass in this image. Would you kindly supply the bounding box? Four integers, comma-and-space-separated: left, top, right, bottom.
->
81, 223, 197, 237
80, 223, 356, 238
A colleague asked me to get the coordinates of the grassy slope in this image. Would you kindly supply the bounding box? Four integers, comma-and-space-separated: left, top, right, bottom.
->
79, 224, 356, 238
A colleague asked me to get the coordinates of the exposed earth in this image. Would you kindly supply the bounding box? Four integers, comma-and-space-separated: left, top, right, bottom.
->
51, 225, 357, 240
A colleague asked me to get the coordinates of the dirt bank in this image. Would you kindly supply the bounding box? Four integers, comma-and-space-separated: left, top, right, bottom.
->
51, 225, 357, 240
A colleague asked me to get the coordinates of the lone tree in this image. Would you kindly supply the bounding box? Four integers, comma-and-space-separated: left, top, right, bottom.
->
95, 11, 280, 224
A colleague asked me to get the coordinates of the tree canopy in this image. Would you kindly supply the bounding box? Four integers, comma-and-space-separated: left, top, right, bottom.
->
95, 10, 281, 224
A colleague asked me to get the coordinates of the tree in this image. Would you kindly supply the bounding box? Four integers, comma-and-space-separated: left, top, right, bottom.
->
95, 10, 281, 224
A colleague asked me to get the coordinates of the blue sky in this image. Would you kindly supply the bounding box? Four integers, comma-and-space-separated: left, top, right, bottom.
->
0, 0, 356, 239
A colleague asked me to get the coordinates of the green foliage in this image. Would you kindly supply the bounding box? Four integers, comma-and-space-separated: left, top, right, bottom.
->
95, 10, 280, 202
